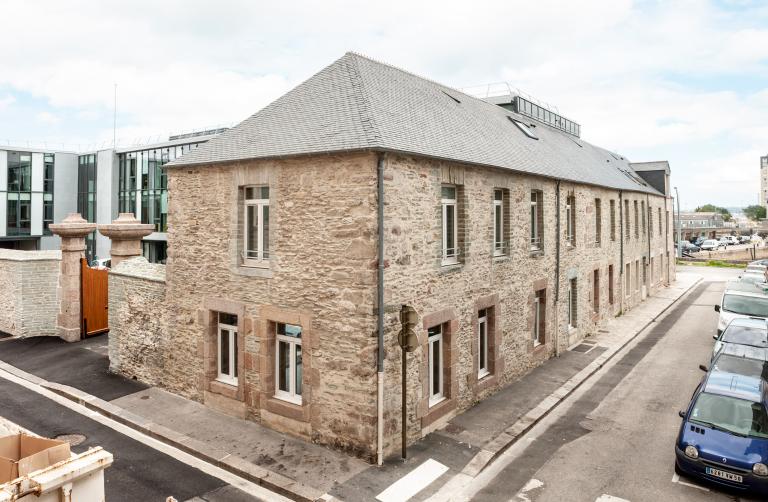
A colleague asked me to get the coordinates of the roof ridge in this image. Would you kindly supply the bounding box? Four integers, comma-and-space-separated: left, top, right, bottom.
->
345, 53, 382, 147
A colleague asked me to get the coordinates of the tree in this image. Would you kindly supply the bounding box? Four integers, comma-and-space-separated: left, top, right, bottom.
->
744, 205, 767, 221
695, 204, 732, 222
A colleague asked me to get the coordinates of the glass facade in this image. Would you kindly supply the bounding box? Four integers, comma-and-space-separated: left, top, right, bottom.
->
6, 152, 32, 236
118, 143, 202, 234
77, 154, 97, 262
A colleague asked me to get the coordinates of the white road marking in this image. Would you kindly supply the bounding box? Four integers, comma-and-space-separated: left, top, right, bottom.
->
0, 366, 290, 502
376, 458, 449, 502
671, 473, 710, 492
515, 478, 544, 501
595, 495, 630, 502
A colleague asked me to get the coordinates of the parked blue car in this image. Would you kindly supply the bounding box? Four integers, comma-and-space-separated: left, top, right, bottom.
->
676, 352, 768, 494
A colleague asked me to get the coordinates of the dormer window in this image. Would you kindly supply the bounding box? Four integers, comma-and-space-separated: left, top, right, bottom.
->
509, 117, 538, 140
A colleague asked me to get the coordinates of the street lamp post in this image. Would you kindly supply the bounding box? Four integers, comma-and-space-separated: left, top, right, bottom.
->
674, 186, 682, 258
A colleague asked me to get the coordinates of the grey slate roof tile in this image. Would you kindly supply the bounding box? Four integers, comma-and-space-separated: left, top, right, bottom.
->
169, 52, 664, 195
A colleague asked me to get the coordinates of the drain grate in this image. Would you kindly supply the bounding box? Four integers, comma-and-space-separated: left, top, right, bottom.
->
571, 343, 594, 353
55, 434, 87, 446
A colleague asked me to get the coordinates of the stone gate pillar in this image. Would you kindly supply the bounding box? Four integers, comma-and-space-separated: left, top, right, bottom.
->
97, 213, 155, 268
49, 213, 96, 343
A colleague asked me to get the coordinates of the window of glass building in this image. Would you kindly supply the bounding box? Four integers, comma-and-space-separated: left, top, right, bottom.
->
77, 154, 97, 262
6, 152, 32, 236
43, 154, 54, 235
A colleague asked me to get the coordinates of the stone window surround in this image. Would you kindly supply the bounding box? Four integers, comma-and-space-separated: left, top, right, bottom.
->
419, 308, 459, 428
470, 294, 504, 394
201, 297, 248, 403
529, 180, 546, 256
529, 278, 548, 353
257, 305, 314, 424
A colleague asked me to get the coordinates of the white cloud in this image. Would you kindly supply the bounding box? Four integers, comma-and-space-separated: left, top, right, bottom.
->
0, 94, 15, 109
35, 111, 60, 124
0, 0, 765, 207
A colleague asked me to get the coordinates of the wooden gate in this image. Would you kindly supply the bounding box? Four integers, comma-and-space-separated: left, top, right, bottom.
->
81, 258, 109, 337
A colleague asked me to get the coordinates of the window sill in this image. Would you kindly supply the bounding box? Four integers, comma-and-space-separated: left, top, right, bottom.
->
439, 263, 463, 274
422, 397, 456, 428
265, 396, 309, 423
529, 249, 544, 258
477, 370, 490, 381
209, 379, 240, 401
234, 264, 274, 279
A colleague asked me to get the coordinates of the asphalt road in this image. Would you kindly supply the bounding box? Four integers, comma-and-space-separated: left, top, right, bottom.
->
0, 376, 264, 502
463, 274, 761, 501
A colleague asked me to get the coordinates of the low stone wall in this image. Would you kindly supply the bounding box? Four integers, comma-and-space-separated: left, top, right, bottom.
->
0, 249, 60, 337
692, 245, 768, 262
108, 257, 168, 385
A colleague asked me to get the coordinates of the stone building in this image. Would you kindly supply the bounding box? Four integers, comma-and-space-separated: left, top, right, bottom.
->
108, 53, 675, 462
677, 211, 728, 240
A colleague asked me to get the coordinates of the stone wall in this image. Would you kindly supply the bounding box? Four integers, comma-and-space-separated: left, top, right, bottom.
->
380, 154, 676, 456
164, 152, 380, 459
0, 249, 60, 337
108, 257, 168, 386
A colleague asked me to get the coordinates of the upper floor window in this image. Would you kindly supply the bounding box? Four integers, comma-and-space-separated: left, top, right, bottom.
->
493, 189, 509, 256
633, 201, 639, 239
43, 154, 54, 235
530, 190, 543, 252
243, 186, 270, 266
441, 185, 458, 265
566, 195, 576, 246
658, 208, 663, 236
641, 201, 646, 236
610, 199, 616, 241
624, 200, 630, 241
594, 198, 602, 246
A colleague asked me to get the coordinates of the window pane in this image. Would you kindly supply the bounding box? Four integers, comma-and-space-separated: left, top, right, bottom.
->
246, 204, 258, 257
262, 205, 270, 258
220, 329, 230, 376
445, 205, 455, 253
219, 312, 237, 325
495, 205, 502, 244
441, 186, 455, 199
278, 341, 290, 392
295, 344, 302, 396
278, 323, 302, 338
479, 320, 487, 370
233, 331, 238, 378
431, 340, 441, 396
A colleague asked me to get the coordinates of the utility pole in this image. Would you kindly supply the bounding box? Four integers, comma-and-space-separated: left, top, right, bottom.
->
674, 186, 682, 258
398, 305, 419, 460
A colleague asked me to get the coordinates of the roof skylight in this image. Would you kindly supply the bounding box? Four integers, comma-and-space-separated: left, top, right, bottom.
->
509, 117, 538, 140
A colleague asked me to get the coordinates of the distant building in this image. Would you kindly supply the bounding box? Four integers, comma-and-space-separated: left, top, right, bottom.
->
0, 129, 225, 263
677, 212, 727, 240
762, 155, 768, 212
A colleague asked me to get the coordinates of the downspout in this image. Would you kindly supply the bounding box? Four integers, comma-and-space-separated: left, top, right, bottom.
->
554, 180, 561, 357
619, 191, 624, 309
646, 194, 651, 290
376, 152, 385, 466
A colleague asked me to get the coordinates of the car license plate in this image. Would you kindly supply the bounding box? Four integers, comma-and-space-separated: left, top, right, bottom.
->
706, 467, 743, 483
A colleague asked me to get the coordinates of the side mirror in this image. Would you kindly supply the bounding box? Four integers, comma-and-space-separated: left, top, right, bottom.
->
679, 410, 686, 418
699, 364, 709, 372
712, 334, 718, 340
714, 305, 721, 313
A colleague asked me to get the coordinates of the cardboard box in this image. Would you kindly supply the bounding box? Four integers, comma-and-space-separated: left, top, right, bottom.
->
0, 433, 71, 484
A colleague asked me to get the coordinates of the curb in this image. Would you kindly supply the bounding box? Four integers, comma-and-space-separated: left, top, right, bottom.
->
0, 363, 325, 502
460, 276, 705, 479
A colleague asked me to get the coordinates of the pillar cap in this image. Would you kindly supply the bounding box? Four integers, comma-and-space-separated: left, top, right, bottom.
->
49, 213, 97, 238
98, 213, 156, 241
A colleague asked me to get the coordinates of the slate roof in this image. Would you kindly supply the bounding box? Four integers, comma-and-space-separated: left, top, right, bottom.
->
168, 52, 664, 195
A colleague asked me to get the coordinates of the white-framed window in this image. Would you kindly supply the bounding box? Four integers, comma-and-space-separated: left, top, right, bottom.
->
243, 186, 270, 266
530, 190, 542, 251
493, 189, 504, 256
533, 290, 545, 346
595, 198, 602, 246
568, 278, 577, 330
428, 325, 444, 407
625, 263, 631, 298
441, 185, 458, 265
566, 195, 576, 246
478, 310, 489, 379
217, 313, 238, 386
275, 323, 302, 405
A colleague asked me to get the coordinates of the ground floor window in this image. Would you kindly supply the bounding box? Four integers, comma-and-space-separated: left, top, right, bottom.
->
625, 263, 631, 298
568, 279, 578, 329
593, 269, 600, 313
634, 260, 640, 294
534, 289, 546, 345
608, 265, 614, 305
428, 325, 444, 407
276, 323, 302, 405
217, 313, 238, 386
478, 310, 489, 379
142, 240, 167, 264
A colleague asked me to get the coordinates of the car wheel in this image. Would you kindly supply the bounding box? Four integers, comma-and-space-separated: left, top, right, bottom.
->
674, 461, 684, 477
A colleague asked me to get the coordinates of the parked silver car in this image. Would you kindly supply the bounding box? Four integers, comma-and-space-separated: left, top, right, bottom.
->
700, 239, 724, 251
711, 317, 768, 361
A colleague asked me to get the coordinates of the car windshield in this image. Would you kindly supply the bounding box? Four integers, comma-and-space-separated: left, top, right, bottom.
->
741, 275, 767, 285
722, 326, 768, 347
723, 294, 768, 317
704, 241, 717, 245
691, 393, 768, 438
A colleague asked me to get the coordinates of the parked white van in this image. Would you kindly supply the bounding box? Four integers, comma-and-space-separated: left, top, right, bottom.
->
715, 282, 768, 335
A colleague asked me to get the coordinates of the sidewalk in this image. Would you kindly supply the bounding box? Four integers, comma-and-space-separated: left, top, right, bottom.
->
0, 272, 702, 502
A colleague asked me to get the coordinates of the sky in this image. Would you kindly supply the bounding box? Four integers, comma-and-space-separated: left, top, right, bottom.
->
0, 0, 766, 209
